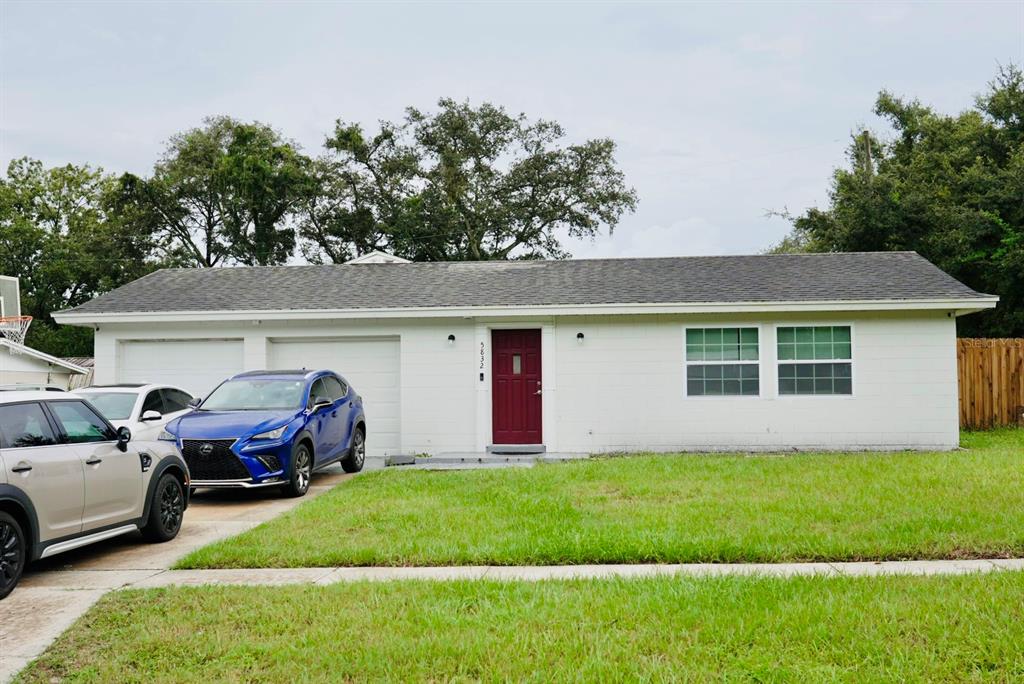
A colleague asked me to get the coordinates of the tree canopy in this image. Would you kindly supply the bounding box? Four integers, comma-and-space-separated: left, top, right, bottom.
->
115, 116, 311, 268
0, 158, 158, 355
114, 103, 637, 267
774, 65, 1024, 337
300, 99, 638, 262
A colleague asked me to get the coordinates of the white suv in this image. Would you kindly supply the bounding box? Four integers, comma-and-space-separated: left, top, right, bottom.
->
73, 384, 196, 442
0, 392, 189, 599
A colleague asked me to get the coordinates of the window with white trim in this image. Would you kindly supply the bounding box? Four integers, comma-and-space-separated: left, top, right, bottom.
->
777, 326, 852, 395
685, 327, 759, 396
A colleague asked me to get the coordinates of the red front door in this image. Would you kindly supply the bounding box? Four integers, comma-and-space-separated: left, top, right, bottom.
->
491, 329, 542, 444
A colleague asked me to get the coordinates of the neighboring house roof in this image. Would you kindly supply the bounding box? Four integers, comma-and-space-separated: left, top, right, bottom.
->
61, 356, 95, 369
1, 339, 89, 374
54, 252, 997, 321
346, 250, 412, 264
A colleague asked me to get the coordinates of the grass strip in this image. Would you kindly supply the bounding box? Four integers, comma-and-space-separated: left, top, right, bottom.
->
178, 429, 1024, 568
18, 572, 1024, 683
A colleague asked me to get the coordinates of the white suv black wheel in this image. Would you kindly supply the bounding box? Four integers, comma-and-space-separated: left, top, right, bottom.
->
0, 511, 26, 600
141, 474, 185, 543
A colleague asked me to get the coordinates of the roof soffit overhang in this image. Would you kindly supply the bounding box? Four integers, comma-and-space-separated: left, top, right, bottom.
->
51, 296, 1000, 326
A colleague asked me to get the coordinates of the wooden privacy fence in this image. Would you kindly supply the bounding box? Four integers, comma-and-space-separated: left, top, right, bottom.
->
958, 338, 1024, 429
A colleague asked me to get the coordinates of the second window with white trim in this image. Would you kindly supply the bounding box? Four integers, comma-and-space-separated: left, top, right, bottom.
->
776, 325, 852, 395
685, 327, 760, 396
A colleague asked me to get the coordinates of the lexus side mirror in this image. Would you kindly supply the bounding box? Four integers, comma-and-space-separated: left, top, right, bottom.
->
140, 410, 163, 422
187, 397, 201, 408
312, 396, 332, 412
116, 426, 132, 452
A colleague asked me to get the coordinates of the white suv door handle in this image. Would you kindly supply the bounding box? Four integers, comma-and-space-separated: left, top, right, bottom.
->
85, 457, 103, 466
11, 462, 32, 473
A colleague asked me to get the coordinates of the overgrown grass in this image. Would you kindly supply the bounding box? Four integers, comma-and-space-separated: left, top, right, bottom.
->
18, 573, 1024, 682
178, 429, 1024, 568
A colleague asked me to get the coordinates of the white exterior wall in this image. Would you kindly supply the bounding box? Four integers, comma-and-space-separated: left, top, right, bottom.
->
0, 350, 76, 388
0, 369, 75, 387
553, 311, 959, 452
91, 309, 961, 455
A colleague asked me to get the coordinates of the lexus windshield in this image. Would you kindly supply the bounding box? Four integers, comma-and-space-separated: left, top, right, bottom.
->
201, 379, 306, 411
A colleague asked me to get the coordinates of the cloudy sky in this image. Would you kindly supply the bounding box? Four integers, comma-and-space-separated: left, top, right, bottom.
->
2, 1, 1022, 259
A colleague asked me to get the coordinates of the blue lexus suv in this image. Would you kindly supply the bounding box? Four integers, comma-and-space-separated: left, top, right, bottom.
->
161, 369, 366, 497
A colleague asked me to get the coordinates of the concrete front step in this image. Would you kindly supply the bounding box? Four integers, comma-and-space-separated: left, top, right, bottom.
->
404, 462, 536, 471
488, 444, 546, 455
418, 453, 588, 467
386, 452, 588, 469
428, 454, 541, 464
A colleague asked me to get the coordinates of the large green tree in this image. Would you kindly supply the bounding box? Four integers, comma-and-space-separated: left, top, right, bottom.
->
0, 158, 158, 356
775, 65, 1024, 337
117, 116, 312, 267
299, 99, 638, 262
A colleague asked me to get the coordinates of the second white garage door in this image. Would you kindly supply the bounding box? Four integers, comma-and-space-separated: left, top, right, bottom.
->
118, 339, 244, 397
267, 337, 400, 458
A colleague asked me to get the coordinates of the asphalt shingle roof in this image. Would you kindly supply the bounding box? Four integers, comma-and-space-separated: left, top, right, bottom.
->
62, 252, 991, 316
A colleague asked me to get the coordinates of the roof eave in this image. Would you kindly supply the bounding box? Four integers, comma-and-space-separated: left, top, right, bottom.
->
1, 339, 90, 373
52, 296, 1000, 326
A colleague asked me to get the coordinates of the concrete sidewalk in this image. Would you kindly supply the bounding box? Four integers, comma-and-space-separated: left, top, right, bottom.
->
15, 558, 1024, 593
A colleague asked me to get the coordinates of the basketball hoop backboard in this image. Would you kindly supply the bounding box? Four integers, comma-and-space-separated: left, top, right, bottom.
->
0, 276, 29, 352
0, 276, 21, 319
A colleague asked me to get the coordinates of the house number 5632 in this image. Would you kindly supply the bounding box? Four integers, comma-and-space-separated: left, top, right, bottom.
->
479, 342, 485, 370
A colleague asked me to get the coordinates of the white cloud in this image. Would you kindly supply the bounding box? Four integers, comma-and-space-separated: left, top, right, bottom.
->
565, 217, 731, 259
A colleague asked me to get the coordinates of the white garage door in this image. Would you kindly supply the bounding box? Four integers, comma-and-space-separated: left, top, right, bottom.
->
118, 339, 244, 397
267, 337, 400, 457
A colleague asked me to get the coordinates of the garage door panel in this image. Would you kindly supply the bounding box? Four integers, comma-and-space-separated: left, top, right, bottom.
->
268, 338, 400, 458
349, 374, 399, 389
366, 412, 400, 430
119, 339, 243, 397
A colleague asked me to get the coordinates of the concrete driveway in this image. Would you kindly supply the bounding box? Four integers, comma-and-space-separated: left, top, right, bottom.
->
0, 466, 354, 682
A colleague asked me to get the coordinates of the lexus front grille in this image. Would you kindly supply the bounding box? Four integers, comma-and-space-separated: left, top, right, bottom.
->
180, 439, 250, 481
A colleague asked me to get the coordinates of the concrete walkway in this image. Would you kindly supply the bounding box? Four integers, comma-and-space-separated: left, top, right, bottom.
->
0, 467, 355, 683
15, 558, 1024, 593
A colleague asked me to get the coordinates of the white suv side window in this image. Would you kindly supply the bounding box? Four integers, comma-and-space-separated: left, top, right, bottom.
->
162, 389, 194, 413
141, 391, 164, 415
48, 401, 117, 444
0, 403, 58, 448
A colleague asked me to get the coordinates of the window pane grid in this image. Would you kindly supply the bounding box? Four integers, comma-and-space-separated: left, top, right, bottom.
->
777, 326, 851, 361
687, 364, 759, 396
778, 362, 852, 395
686, 327, 759, 362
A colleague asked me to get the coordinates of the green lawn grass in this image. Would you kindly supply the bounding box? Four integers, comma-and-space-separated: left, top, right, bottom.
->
177, 429, 1024, 568
17, 573, 1024, 682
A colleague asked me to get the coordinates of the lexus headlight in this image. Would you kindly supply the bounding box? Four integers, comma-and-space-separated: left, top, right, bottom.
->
158, 429, 176, 442
252, 426, 287, 440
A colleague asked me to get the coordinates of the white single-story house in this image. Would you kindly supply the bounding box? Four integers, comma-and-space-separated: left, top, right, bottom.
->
53, 252, 997, 456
